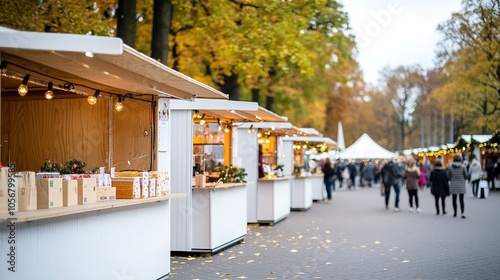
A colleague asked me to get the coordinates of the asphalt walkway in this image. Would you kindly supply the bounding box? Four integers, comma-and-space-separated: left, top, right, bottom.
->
170, 184, 500, 280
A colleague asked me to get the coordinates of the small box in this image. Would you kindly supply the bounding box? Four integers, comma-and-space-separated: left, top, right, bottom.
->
112, 178, 141, 199
149, 178, 156, 197
36, 178, 63, 209
18, 172, 37, 211
141, 179, 149, 199
96, 187, 116, 201
78, 178, 96, 205
0, 167, 9, 214
63, 179, 78, 206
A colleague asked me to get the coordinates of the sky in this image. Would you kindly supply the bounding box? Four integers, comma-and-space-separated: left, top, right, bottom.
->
341, 0, 463, 86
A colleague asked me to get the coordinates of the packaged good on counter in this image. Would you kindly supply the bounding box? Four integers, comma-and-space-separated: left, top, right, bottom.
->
78, 178, 97, 204
62, 178, 78, 206
111, 178, 141, 199
0, 167, 7, 213
18, 172, 37, 211
96, 187, 116, 201
149, 171, 169, 195
36, 177, 63, 209
149, 178, 156, 197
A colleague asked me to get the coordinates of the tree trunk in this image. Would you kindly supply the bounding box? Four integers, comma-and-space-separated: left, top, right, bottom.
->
266, 96, 274, 112
151, 0, 173, 65
117, 0, 137, 48
251, 88, 260, 103
220, 74, 240, 100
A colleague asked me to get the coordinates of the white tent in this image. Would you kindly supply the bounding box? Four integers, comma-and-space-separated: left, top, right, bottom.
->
338, 133, 397, 159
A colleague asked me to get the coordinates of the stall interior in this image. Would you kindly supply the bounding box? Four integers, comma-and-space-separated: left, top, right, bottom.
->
192, 112, 231, 182
258, 130, 278, 177
1, 94, 153, 172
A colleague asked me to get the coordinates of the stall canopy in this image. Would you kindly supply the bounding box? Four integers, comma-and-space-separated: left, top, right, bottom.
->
338, 133, 397, 159
169, 99, 288, 123
0, 26, 228, 100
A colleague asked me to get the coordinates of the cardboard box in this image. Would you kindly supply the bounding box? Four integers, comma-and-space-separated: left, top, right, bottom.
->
0, 167, 9, 214
36, 178, 63, 209
18, 172, 37, 211
63, 179, 78, 206
149, 178, 156, 197
78, 178, 96, 205
141, 178, 149, 198
111, 178, 140, 199
96, 187, 116, 201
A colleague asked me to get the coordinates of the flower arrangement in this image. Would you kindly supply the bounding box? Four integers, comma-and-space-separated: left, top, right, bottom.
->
40, 158, 88, 174
217, 165, 247, 183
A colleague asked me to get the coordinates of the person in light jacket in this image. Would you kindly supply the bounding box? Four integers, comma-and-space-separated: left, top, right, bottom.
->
430, 160, 450, 215
403, 158, 421, 212
447, 154, 469, 219
468, 158, 482, 197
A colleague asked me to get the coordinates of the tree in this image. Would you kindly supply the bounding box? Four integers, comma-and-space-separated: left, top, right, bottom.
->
380, 65, 426, 150
117, 0, 137, 47
435, 0, 500, 133
151, 0, 173, 64
0, 0, 115, 35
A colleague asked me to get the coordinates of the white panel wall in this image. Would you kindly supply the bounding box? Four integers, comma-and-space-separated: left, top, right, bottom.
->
169, 109, 193, 252
0, 202, 171, 280
279, 140, 294, 176
233, 128, 259, 223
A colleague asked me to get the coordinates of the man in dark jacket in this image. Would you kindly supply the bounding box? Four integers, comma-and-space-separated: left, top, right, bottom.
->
381, 159, 401, 211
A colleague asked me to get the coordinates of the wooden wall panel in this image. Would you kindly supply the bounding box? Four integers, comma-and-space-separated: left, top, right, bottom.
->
112, 98, 152, 171
1, 98, 108, 172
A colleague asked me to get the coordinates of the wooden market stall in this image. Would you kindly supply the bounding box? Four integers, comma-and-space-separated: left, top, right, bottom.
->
282, 134, 337, 205
167, 99, 265, 254
233, 121, 297, 224
0, 27, 227, 280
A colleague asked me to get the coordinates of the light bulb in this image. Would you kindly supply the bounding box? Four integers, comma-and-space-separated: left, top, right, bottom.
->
87, 95, 97, 105
18, 84, 28, 96
199, 119, 205, 125
115, 101, 124, 112
224, 127, 230, 133
45, 90, 54, 100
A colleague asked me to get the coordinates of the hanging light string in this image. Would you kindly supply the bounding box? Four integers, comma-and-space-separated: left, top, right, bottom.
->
1, 60, 154, 104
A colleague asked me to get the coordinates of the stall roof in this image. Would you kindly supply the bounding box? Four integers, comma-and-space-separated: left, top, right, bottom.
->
298, 128, 323, 137
0, 27, 228, 100
169, 99, 288, 123
282, 136, 337, 146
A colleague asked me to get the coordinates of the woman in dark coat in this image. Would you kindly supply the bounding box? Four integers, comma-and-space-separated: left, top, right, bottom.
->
429, 160, 450, 215
448, 154, 469, 218
322, 158, 335, 203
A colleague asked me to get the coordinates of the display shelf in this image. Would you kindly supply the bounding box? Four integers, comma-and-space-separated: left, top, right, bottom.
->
258, 176, 294, 182
193, 182, 247, 189
0, 193, 186, 223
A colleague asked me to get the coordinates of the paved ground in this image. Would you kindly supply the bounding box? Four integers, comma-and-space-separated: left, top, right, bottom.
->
170, 184, 500, 280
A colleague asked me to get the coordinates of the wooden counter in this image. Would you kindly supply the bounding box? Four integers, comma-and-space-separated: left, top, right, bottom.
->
257, 176, 293, 224
0, 194, 186, 223
191, 183, 247, 254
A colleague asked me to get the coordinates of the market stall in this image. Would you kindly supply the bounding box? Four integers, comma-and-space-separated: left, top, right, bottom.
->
233, 121, 296, 223
168, 99, 272, 253
0, 27, 227, 279
282, 133, 337, 205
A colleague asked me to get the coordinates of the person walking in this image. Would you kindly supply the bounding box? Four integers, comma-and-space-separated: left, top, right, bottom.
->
430, 160, 450, 215
418, 160, 427, 190
447, 154, 469, 219
322, 158, 334, 203
404, 158, 421, 213
381, 159, 401, 211
468, 158, 481, 197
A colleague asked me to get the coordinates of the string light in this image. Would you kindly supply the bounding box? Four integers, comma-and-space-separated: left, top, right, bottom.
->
87, 90, 100, 105
115, 95, 124, 112
44, 81, 54, 100
18, 74, 30, 96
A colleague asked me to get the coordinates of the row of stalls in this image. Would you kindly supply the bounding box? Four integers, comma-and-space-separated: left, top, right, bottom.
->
0, 27, 336, 279
401, 133, 500, 170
